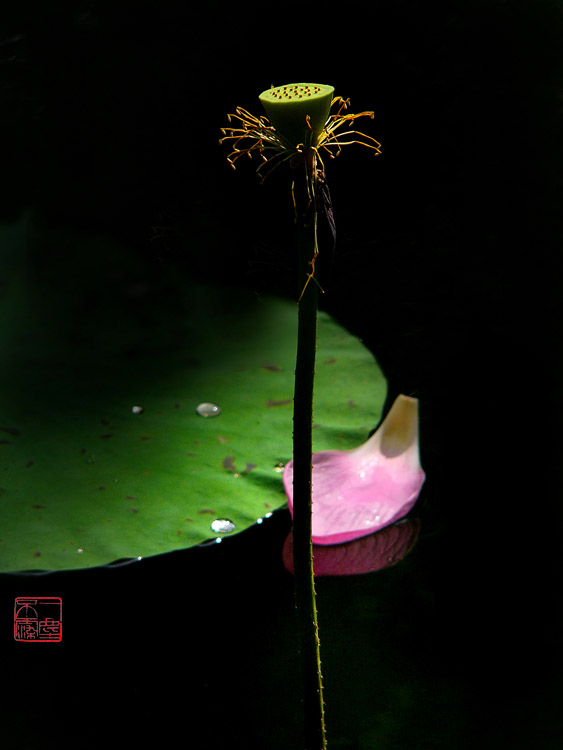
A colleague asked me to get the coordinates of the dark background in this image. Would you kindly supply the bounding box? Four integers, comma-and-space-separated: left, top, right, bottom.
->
1, 1, 562, 748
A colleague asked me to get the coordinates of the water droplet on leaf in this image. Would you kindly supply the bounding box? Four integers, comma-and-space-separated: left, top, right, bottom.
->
132, 405, 144, 414
196, 402, 221, 418
210, 518, 235, 534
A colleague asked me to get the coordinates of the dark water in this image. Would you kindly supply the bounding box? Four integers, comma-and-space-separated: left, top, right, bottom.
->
0, 512, 479, 749
1, 489, 561, 749
1, 1, 562, 747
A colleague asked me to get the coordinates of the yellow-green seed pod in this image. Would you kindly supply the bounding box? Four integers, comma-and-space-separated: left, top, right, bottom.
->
259, 83, 335, 149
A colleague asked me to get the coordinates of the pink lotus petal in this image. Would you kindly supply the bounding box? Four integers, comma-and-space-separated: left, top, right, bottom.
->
282, 518, 421, 576
284, 394, 425, 545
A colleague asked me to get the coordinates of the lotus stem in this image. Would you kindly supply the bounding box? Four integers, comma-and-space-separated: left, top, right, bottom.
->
291, 157, 326, 750
219, 82, 380, 750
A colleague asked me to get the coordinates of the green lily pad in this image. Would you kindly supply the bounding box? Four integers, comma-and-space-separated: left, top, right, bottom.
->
0, 215, 386, 571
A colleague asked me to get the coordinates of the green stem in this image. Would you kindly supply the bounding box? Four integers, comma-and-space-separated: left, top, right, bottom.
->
291, 161, 327, 750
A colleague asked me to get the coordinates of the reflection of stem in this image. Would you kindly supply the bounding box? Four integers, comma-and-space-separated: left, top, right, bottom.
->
291, 160, 327, 750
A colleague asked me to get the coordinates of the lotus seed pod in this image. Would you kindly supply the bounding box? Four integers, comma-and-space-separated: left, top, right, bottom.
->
259, 83, 335, 149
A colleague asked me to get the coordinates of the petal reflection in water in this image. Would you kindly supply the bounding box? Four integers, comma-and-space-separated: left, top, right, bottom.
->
282, 518, 420, 577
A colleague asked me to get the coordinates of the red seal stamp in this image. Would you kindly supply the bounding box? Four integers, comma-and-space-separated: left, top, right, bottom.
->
14, 597, 62, 642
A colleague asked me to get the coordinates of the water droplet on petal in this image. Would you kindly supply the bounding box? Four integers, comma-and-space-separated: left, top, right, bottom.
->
132, 405, 144, 414
210, 518, 235, 534
196, 402, 222, 418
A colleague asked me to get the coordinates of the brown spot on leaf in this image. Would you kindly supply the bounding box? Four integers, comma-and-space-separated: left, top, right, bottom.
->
25, 460, 34, 468
216, 436, 228, 444
100, 433, 114, 439
222, 455, 238, 473
98, 486, 106, 490
130, 508, 138, 514
33, 551, 41, 558
264, 502, 272, 509
324, 357, 337, 364
31, 504, 46, 509
244, 462, 257, 473
0, 440, 11, 445
140, 436, 153, 441
266, 398, 292, 408
0, 427, 20, 436
262, 364, 282, 372
126, 495, 137, 500
198, 509, 216, 515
